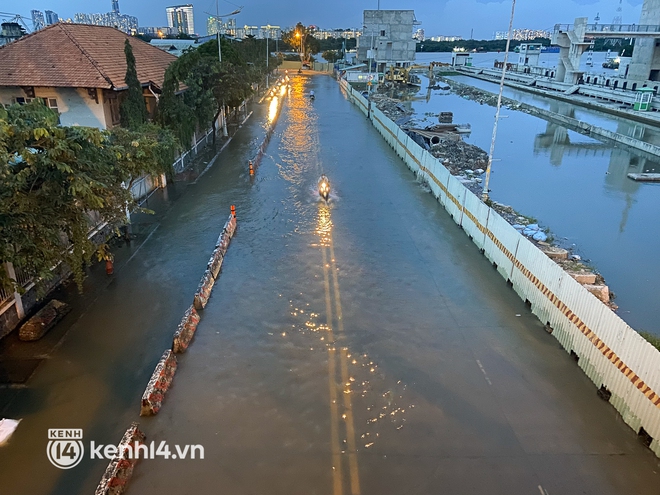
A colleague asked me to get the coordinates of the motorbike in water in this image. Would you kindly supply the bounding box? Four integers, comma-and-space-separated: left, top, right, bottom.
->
318, 175, 330, 201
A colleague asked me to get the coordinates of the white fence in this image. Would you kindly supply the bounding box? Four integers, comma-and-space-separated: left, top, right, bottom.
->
172, 128, 215, 174
339, 77, 660, 457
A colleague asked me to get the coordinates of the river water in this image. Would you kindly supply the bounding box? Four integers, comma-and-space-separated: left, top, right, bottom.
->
402, 52, 660, 334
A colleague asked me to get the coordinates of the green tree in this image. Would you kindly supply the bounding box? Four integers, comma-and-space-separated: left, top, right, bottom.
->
158, 37, 261, 145
0, 101, 176, 292
108, 123, 178, 191
282, 23, 321, 63
120, 39, 148, 129
322, 50, 340, 63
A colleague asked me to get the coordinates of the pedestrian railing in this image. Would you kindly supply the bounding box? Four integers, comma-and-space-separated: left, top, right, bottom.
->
172, 128, 215, 174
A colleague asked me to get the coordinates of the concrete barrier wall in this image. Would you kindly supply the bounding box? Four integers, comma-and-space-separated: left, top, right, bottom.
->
340, 76, 660, 457
94, 422, 146, 495
140, 350, 178, 416
172, 306, 200, 353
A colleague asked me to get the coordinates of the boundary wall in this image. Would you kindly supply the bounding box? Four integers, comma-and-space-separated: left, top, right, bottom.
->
339, 77, 660, 457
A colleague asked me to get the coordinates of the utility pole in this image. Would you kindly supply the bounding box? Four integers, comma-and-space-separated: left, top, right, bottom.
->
206, 2, 242, 138
266, 25, 270, 88
482, 0, 516, 202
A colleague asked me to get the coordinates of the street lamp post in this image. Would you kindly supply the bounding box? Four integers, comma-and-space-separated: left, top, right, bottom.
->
482, 0, 517, 202
266, 25, 270, 88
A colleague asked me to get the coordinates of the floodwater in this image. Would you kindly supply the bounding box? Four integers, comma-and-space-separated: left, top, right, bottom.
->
1, 74, 660, 495
398, 55, 660, 334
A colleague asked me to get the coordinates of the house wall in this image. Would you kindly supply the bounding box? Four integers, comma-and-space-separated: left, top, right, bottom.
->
0, 86, 111, 129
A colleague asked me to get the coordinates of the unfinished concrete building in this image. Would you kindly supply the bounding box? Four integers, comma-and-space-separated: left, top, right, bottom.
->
628, 0, 660, 81
357, 10, 417, 73
553, 0, 660, 84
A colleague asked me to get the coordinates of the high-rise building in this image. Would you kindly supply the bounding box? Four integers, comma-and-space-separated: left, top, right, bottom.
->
166, 5, 194, 35
31, 10, 45, 31
44, 11, 59, 26
138, 26, 178, 37
73, 4, 138, 35
430, 35, 462, 42
207, 17, 221, 36
494, 28, 550, 41
413, 28, 425, 41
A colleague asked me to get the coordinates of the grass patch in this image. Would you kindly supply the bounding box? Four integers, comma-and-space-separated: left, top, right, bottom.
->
640, 331, 660, 352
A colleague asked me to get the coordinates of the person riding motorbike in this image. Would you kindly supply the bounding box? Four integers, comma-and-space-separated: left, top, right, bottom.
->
318, 174, 330, 200
310, 90, 315, 100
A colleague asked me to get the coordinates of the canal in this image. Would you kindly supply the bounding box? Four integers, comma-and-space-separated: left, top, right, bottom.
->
402, 53, 660, 334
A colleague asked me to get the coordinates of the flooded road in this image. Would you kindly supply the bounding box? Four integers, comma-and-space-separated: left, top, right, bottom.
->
399, 68, 660, 334
1, 74, 660, 494
129, 76, 660, 494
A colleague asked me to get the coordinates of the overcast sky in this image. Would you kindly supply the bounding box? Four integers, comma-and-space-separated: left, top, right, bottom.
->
14, 0, 644, 39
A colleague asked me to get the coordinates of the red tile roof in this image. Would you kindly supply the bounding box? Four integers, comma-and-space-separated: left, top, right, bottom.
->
0, 23, 177, 90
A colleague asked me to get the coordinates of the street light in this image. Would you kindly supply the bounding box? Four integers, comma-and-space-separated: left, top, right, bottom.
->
265, 24, 271, 88
296, 31, 302, 67
482, 0, 517, 202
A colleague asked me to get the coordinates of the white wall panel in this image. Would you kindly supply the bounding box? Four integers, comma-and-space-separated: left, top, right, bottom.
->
461, 191, 490, 250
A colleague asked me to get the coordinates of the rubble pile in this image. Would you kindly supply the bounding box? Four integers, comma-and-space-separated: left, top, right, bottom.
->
368, 78, 616, 308
490, 201, 615, 307
430, 138, 488, 175
370, 93, 412, 121
440, 77, 529, 114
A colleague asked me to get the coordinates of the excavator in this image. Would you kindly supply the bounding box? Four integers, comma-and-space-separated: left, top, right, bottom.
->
384, 62, 451, 86
384, 66, 422, 86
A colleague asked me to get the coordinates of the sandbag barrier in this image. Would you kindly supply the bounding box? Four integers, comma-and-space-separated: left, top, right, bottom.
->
94, 422, 146, 495
103, 210, 237, 491
172, 306, 200, 353
193, 212, 238, 310
140, 349, 178, 416
193, 271, 215, 310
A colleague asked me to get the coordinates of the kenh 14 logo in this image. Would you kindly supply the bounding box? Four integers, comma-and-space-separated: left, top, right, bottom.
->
47, 428, 84, 469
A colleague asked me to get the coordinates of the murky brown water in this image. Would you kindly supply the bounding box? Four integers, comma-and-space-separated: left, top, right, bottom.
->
1, 74, 659, 495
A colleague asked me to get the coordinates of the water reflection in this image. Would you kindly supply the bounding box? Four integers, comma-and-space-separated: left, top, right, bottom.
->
268, 95, 279, 124
405, 71, 660, 332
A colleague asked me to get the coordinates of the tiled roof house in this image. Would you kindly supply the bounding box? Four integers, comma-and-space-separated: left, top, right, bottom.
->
0, 23, 178, 129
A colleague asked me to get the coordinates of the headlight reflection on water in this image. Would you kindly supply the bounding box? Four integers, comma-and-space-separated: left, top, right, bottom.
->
316, 204, 332, 247
268, 95, 279, 124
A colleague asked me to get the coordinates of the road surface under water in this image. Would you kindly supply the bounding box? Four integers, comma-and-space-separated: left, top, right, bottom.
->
1, 74, 660, 495
397, 71, 660, 334
127, 76, 660, 494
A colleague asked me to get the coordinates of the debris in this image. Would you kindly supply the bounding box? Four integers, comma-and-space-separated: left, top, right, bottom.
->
18, 300, 70, 341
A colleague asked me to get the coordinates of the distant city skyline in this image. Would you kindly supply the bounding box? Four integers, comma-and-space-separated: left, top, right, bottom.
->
9, 0, 645, 39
